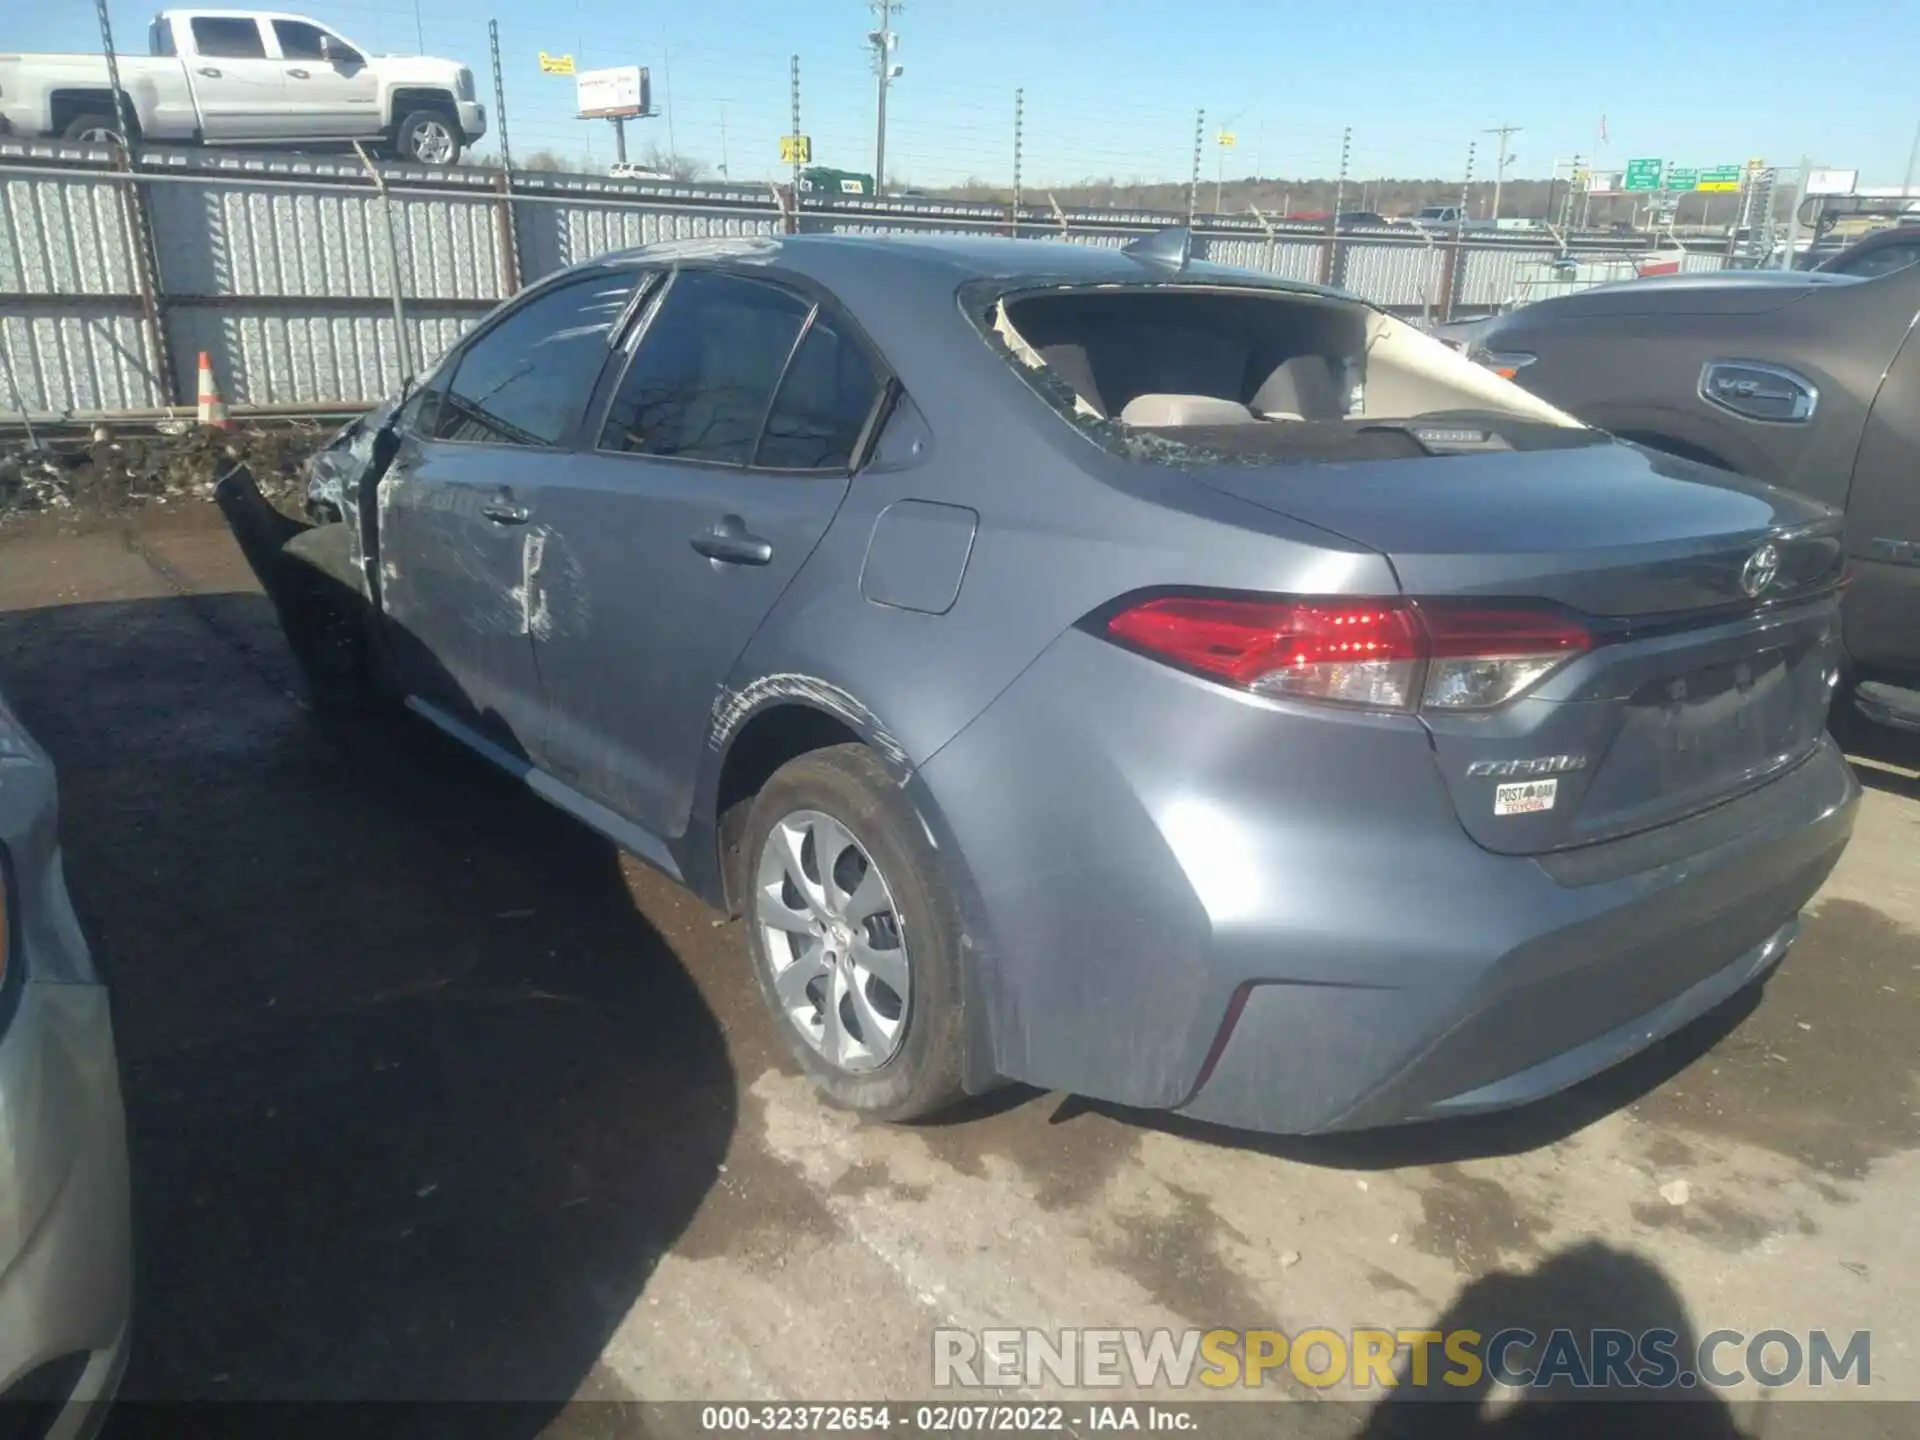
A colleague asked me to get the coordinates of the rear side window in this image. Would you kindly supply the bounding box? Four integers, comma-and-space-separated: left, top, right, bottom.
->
435, 273, 635, 447
191, 17, 267, 58
755, 314, 884, 470
599, 270, 811, 464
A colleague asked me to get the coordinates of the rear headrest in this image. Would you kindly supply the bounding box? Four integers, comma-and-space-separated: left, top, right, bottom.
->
1253, 355, 1347, 421
1118, 393, 1259, 427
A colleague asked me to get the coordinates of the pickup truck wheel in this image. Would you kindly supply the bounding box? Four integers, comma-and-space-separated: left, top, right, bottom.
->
62, 112, 130, 148
395, 110, 461, 166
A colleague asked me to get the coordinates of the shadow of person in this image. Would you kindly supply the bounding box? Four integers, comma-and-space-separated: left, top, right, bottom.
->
1359, 1241, 1745, 1440
0, 572, 735, 1435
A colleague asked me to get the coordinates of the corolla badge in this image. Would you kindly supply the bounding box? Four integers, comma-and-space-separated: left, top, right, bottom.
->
1741, 542, 1781, 598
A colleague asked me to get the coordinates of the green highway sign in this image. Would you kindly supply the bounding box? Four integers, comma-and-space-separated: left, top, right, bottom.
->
1664, 167, 1700, 192
1624, 158, 1664, 192
1697, 165, 1744, 193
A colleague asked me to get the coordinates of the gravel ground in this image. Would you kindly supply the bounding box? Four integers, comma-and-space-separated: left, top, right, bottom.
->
0, 508, 1913, 1438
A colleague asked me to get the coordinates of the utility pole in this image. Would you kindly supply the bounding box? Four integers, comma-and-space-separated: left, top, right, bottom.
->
1904, 115, 1920, 201
868, 0, 903, 195
1484, 122, 1520, 220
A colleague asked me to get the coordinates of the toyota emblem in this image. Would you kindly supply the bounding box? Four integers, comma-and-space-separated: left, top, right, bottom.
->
1741, 542, 1781, 598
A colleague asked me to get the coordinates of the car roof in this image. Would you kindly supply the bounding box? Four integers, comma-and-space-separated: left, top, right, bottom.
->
592, 230, 1348, 301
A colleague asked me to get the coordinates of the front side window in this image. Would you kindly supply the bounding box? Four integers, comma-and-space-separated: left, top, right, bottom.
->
191, 18, 267, 58
273, 20, 334, 60
755, 314, 884, 470
599, 270, 812, 465
435, 273, 636, 448
1832, 241, 1920, 280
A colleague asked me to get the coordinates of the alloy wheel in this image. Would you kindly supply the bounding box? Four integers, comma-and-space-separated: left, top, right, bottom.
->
755, 809, 911, 1073
410, 120, 455, 164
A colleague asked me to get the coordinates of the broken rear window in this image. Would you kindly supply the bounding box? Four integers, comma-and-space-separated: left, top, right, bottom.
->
973, 281, 1603, 465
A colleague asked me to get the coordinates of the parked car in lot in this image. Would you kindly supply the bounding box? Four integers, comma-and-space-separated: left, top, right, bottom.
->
1468, 259, 1920, 733
232, 231, 1857, 1136
0, 689, 133, 1426
0, 8, 485, 164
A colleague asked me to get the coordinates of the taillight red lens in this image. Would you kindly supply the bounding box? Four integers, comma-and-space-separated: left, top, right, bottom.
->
1104, 594, 1591, 712
1107, 596, 1426, 709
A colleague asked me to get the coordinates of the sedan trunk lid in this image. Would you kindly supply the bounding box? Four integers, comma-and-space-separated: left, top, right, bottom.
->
1189, 438, 1847, 854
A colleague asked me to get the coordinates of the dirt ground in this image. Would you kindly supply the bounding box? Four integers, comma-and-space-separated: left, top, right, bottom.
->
0, 506, 1914, 1437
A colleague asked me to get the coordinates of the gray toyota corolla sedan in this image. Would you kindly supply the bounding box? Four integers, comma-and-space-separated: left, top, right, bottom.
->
249, 230, 1858, 1135
0, 689, 132, 1427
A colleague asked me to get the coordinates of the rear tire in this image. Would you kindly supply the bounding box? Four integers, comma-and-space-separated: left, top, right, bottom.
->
393, 108, 463, 166
62, 111, 130, 148
740, 744, 969, 1121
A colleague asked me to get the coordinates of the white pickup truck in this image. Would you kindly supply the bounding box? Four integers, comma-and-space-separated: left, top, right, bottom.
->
0, 9, 486, 165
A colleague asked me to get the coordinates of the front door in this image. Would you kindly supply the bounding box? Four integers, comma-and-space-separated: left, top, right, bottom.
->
185, 16, 291, 139
530, 267, 886, 838
376, 270, 639, 756
269, 19, 382, 138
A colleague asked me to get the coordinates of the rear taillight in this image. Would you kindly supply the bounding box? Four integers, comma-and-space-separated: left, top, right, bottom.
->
1419, 605, 1591, 710
1103, 594, 1591, 713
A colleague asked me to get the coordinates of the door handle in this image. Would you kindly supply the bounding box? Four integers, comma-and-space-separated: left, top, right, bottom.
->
691, 516, 773, 566
197, 66, 222, 77
480, 497, 531, 525
285, 67, 311, 78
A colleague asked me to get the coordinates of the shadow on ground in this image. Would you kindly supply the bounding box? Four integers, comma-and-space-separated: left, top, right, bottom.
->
0, 589, 735, 1431
1835, 706, 1920, 802
1359, 1240, 1745, 1438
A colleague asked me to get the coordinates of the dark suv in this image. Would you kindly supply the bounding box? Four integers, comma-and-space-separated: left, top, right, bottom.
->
1471, 260, 1920, 732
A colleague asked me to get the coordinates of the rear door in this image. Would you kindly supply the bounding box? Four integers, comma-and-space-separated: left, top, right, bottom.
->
269, 19, 381, 138
377, 269, 637, 757
529, 267, 885, 838
183, 15, 289, 138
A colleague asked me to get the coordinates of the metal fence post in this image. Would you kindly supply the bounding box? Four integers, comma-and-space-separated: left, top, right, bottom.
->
1012, 88, 1023, 238
789, 55, 803, 235
353, 143, 415, 387
1323, 126, 1351, 286
1187, 110, 1204, 225
488, 20, 521, 294
115, 154, 176, 407
1247, 202, 1277, 272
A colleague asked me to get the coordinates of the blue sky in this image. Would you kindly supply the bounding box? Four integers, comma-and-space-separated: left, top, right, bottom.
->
23, 0, 1919, 188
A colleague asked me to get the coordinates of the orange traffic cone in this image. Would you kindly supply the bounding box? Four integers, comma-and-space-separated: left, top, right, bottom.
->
196, 351, 229, 429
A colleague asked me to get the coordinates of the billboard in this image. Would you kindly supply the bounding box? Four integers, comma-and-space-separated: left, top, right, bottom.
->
577, 65, 651, 119
1805, 167, 1859, 198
